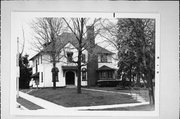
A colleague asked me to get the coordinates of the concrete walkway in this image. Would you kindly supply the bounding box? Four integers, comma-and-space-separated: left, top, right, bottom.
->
67, 102, 149, 110
82, 88, 148, 103
18, 88, 149, 111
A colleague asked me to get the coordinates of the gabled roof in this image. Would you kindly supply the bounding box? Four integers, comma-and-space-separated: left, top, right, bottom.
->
97, 65, 116, 71
30, 32, 114, 60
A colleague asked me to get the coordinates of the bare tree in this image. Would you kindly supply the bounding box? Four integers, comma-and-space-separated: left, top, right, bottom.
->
31, 17, 64, 89
63, 18, 101, 94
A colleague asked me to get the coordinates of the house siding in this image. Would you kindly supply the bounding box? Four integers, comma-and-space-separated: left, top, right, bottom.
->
31, 42, 89, 88
30, 29, 117, 87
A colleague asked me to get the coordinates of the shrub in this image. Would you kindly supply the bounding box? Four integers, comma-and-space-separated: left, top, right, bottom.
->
97, 80, 121, 87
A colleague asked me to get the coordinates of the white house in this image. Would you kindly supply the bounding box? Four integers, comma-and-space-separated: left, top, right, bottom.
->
30, 27, 118, 88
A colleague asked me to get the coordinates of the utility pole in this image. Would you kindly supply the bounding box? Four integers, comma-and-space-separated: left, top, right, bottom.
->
16, 37, 20, 98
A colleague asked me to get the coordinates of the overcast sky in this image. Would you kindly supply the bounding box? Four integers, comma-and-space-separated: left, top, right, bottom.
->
14, 12, 118, 59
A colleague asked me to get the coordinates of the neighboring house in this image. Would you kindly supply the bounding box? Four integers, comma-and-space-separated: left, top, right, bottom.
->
30, 27, 118, 88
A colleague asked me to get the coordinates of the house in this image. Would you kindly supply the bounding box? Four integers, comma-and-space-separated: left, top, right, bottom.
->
30, 26, 118, 88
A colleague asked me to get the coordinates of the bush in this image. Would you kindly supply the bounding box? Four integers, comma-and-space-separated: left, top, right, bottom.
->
97, 80, 121, 87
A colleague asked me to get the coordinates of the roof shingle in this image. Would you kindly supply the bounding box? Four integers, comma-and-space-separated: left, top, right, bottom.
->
30, 32, 114, 60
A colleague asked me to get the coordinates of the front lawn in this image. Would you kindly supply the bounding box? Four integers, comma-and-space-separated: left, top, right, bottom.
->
26, 88, 139, 107
85, 87, 150, 102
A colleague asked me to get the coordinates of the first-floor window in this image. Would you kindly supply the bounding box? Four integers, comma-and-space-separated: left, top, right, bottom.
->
56, 73, 59, 82
36, 60, 38, 73
107, 71, 113, 78
52, 71, 59, 82
99, 71, 106, 79
41, 72, 43, 82
82, 72, 86, 81
99, 71, 113, 79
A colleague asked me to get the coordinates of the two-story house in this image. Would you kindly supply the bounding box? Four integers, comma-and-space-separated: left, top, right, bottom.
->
30, 26, 117, 88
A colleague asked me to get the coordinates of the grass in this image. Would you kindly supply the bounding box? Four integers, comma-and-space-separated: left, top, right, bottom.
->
86, 87, 150, 102
26, 87, 139, 107
17, 97, 44, 110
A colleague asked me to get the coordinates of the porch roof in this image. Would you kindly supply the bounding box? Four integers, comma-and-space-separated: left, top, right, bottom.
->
97, 65, 116, 71
62, 66, 78, 70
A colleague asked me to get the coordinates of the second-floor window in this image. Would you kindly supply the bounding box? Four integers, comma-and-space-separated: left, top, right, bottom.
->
36, 60, 38, 73
41, 55, 42, 64
82, 54, 86, 63
67, 52, 73, 62
100, 54, 107, 63
99, 54, 112, 63
37, 57, 39, 65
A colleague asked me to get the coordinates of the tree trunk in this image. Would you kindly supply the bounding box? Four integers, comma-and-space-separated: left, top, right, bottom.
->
137, 72, 140, 87
52, 62, 56, 89
146, 72, 155, 105
129, 66, 132, 83
77, 50, 82, 94
77, 18, 84, 94
149, 72, 155, 105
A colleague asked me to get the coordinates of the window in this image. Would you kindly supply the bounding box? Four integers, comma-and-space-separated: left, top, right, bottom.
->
82, 54, 86, 63
99, 71, 113, 79
107, 55, 112, 63
36, 60, 38, 73
108, 71, 113, 78
67, 52, 73, 62
82, 71, 86, 81
37, 57, 39, 65
56, 74, 59, 82
52, 72, 59, 82
41, 72, 43, 82
100, 54, 107, 63
100, 71, 106, 78
41, 55, 42, 64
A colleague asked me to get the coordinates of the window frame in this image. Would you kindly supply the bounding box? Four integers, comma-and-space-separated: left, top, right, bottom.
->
81, 53, 86, 63
82, 71, 87, 81
66, 51, 73, 62
100, 54, 108, 63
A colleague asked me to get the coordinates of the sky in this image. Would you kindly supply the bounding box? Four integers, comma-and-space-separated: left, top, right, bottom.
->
14, 12, 118, 59
14, 14, 37, 58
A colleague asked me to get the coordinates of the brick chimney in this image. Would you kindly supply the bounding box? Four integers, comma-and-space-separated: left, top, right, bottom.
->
86, 26, 95, 47
86, 26, 98, 87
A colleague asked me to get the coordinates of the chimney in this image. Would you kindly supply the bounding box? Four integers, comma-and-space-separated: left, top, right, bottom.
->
86, 26, 95, 47
86, 25, 98, 87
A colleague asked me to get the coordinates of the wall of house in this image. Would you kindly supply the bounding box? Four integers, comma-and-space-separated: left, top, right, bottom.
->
60, 42, 88, 86
98, 54, 118, 69
31, 42, 88, 87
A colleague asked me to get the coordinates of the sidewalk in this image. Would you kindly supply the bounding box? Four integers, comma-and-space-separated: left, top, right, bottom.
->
19, 91, 66, 111
17, 97, 43, 110
67, 102, 149, 110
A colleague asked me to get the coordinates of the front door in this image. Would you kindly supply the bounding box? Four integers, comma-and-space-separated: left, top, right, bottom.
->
66, 71, 75, 85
